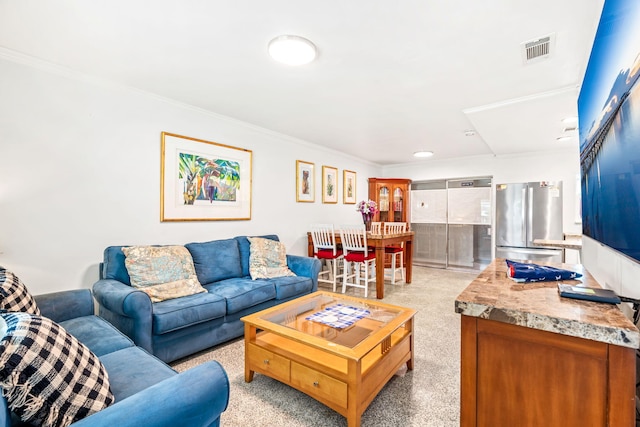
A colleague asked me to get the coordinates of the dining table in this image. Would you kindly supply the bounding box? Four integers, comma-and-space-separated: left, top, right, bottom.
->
307, 231, 415, 299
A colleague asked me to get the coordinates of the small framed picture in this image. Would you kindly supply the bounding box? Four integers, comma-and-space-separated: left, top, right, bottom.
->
322, 165, 338, 204
343, 170, 356, 204
296, 160, 315, 202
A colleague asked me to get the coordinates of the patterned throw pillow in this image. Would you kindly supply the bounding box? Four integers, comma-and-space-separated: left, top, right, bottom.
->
248, 237, 296, 279
0, 267, 40, 315
122, 246, 207, 302
0, 312, 114, 427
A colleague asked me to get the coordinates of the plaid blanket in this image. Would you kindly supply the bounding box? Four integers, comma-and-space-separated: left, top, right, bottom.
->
0, 312, 114, 427
0, 267, 40, 315
306, 303, 370, 329
506, 259, 582, 283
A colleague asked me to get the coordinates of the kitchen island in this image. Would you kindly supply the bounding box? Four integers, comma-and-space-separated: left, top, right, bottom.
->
455, 258, 639, 427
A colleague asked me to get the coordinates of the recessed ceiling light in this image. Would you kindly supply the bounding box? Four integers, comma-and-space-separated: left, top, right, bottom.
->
413, 150, 434, 158
268, 35, 317, 66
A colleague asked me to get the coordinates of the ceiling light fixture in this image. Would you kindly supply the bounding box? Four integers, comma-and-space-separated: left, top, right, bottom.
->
268, 35, 317, 66
413, 150, 434, 158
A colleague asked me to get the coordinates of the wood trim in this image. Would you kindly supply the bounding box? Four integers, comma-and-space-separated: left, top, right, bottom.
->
460, 315, 477, 427
607, 345, 636, 427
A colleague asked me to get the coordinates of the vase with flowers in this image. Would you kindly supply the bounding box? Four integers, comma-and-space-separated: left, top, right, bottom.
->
356, 199, 378, 231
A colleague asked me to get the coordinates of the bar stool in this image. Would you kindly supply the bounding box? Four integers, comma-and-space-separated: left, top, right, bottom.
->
310, 224, 344, 292
339, 224, 376, 298
383, 222, 406, 284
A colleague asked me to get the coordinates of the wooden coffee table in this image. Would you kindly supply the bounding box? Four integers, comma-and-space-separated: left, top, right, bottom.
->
241, 291, 416, 427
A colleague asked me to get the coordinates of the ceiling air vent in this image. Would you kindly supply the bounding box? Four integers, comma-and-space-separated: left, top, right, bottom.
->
521, 34, 554, 64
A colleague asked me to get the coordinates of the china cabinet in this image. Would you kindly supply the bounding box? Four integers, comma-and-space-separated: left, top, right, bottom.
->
367, 178, 411, 223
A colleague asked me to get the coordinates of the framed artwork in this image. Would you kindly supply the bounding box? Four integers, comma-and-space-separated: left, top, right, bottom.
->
343, 170, 356, 204
296, 160, 315, 202
322, 165, 338, 204
160, 132, 252, 221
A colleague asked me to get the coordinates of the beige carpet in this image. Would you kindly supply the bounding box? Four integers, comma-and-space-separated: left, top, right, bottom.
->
171, 266, 478, 427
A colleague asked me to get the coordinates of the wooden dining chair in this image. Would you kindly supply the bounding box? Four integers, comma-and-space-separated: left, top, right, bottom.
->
370, 222, 382, 235
339, 224, 376, 298
310, 223, 344, 292
383, 222, 407, 284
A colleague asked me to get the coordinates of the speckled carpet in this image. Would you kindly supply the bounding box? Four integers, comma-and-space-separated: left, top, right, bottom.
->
171, 266, 478, 427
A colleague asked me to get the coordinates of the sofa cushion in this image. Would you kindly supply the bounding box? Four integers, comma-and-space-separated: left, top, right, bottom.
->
185, 239, 243, 285
205, 278, 276, 315
0, 312, 114, 427
123, 245, 207, 302
0, 267, 40, 315
270, 275, 315, 300
247, 237, 296, 279
152, 292, 227, 335
59, 315, 134, 357
234, 235, 279, 278
98, 346, 176, 402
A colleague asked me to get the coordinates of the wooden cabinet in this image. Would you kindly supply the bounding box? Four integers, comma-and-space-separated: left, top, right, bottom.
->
460, 316, 635, 427
367, 178, 411, 223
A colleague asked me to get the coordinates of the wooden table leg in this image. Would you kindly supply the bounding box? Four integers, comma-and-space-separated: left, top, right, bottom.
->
405, 236, 413, 284
375, 244, 385, 299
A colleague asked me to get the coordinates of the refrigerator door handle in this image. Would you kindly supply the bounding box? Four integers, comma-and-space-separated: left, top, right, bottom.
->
527, 185, 534, 246
521, 187, 527, 242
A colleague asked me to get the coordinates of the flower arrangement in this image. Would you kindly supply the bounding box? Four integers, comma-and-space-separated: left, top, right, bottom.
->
356, 199, 378, 215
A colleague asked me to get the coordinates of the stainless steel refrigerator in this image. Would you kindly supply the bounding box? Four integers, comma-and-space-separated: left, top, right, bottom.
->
495, 181, 563, 262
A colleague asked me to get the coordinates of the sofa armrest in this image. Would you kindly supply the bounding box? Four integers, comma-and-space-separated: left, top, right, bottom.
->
71, 361, 230, 427
287, 254, 321, 292
92, 279, 154, 352
34, 289, 94, 323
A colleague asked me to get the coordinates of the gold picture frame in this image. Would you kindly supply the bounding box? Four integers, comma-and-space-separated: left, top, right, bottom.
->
322, 165, 338, 204
343, 170, 357, 204
160, 132, 252, 221
296, 160, 315, 202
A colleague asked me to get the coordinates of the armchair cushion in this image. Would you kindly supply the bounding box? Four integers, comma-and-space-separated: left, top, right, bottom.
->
0, 268, 40, 315
59, 316, 134, 357
122, 246, 207, 302
98, 347, 175, 401
0, 312, 114, 427
247, 237, 295, 279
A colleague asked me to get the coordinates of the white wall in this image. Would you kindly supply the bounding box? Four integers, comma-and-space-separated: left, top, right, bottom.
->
0, 57, 381, 294
383, 150, 584, 260
583, 237, 640, 300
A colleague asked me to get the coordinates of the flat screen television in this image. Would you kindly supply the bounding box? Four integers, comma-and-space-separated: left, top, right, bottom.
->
578, 0, 640, 263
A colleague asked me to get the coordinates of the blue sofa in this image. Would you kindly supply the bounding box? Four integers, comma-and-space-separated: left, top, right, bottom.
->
0, 289, 229, 427
93, 235, 321, 363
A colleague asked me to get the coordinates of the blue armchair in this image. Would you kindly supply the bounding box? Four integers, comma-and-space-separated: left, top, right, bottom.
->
0, 289, 230, 427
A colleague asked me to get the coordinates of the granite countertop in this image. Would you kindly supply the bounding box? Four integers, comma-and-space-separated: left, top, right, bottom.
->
455, 258, 640, 349
533, 238, 582, 250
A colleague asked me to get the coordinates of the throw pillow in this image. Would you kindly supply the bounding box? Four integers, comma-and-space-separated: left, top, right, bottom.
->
248, 237, 296, 279
122, 245, 207, 302
0, 267, 40, 315
0, 312, 114, 427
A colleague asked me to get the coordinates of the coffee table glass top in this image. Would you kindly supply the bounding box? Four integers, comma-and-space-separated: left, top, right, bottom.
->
257, 292, 404, 348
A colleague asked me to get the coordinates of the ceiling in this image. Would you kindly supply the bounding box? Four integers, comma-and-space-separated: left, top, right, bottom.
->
0, 0, 605, 165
